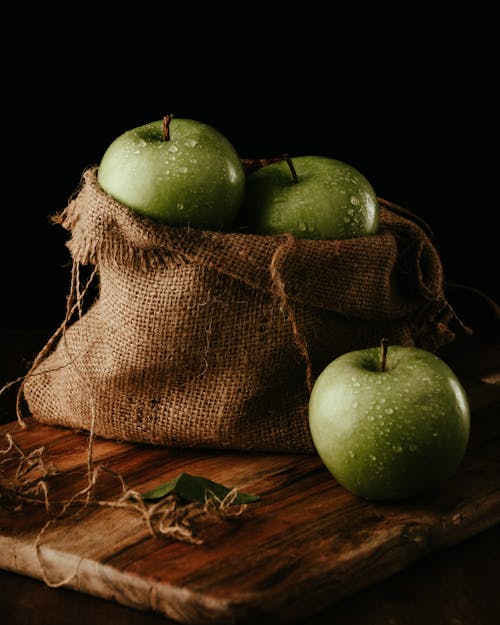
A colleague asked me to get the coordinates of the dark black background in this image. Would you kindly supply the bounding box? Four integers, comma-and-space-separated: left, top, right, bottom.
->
5, 8, 499, 331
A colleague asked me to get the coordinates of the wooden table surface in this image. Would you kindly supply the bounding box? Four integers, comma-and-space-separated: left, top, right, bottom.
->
1, 325, 499, 625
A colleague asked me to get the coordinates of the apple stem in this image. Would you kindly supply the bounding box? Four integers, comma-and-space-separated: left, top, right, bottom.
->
162, 114, 173, 141
380, 338, 389, 372
282, 154, 299, 184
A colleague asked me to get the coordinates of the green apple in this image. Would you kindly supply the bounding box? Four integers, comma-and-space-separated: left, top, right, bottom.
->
238, 155, 379, 239
308, 343, 471, 500
97, 116, 245, 230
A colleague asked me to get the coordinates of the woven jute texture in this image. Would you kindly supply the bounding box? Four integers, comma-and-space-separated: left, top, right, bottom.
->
23, 167, 459, 453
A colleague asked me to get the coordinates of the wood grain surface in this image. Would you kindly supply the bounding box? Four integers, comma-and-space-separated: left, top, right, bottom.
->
0, 330, 499, 625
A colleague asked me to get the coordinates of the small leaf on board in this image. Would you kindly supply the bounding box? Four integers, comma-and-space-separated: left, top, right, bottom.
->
141, 472, 260, 505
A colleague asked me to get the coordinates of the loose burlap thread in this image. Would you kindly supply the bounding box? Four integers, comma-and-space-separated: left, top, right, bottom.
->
22, 166, 459, 453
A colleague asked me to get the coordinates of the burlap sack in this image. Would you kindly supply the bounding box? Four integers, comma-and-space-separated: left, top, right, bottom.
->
23, 166, 459, 453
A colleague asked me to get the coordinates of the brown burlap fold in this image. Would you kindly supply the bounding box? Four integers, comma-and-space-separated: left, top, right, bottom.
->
23, 167, 459, 453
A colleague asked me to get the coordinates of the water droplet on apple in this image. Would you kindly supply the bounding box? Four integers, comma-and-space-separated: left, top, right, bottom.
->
432, 432, 439, 437
179, 166, 188, 174
370, 455, 377, 461
184, 138, 198, 147
133, 149, 141, 154
340, 189, 346, 195
368, 415, 375, 421
298, 219, 307, 231
344, 216, 351, 223
353, 382, 360, 387
352, 401, 359, 408
348, 450, 356, 458
350, 195, 360, 206
392, 443, 403, 453
138, 139, 147, 148
168, 145, 178, 153
385, 407, 394, 414
177, 203, 184, 211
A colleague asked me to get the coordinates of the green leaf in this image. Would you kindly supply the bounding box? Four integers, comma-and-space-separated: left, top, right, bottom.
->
141, 472, 260, 505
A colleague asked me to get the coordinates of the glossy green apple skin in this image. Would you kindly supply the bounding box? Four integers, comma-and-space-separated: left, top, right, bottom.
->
239, 156, 379, 239
97, 118, 245, 230
308, 346, 470, 501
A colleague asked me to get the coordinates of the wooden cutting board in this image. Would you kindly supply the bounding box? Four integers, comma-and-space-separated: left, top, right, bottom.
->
1, 333, 499, 625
